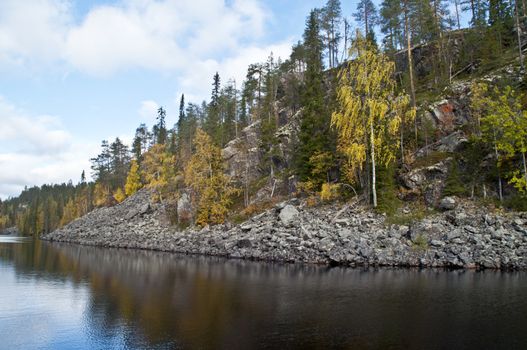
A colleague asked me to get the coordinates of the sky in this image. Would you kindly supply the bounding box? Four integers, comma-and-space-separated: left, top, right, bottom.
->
0, 0, 464, 199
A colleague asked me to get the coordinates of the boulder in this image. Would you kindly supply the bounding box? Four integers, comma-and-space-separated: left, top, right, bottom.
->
439, 196, 457, 210
279, 205, 299, 226
177, 192, 193, 225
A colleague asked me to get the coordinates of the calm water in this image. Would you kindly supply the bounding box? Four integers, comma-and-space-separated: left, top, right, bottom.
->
0, 237, 526, 349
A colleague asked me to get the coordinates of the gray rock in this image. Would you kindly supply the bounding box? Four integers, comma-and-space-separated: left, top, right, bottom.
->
279, 205, 299, 226
40, 186, 527, 271
439, 197, 457, 210
237, 239, 252, 248
430, 239, 445, 247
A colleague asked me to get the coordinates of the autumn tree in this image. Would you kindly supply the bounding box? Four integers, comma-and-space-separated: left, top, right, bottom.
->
125, 160, 143, 197
184, 129, 238, 226
482, 86, 527, 194
142, 144, 178, 203
332, 34, 412, 208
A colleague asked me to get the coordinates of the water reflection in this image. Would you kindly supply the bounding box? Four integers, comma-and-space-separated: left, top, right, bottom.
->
0, 236, 31, 244
0, 240, 526, 349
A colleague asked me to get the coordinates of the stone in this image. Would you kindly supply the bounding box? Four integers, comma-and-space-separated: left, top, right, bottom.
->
237, 239, 253, 248
279, 205, 299, 226
439, 197, 457, 210
430, 240, 445, 247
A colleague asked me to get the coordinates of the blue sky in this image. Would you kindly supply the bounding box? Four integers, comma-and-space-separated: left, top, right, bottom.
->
0, 0, 463, 199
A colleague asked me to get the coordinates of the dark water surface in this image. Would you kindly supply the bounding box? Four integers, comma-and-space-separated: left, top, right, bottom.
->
0, 237, 526, 349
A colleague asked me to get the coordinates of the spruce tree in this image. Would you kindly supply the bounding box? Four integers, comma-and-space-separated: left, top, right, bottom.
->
155, 107, 167, 145
296, 10, 334, 184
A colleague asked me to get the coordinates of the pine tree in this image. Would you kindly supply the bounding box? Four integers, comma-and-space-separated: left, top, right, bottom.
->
354, 0, 379, 41
132, 123, 150, 162
321, 0, 342, 68
380, 0, 403, 51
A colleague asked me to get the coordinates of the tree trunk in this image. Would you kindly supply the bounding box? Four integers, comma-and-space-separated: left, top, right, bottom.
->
454, 0, 461, 30
365, 6, 369, 37
370, 122, 377, 208
515, 0, 525, 70
400, 124, 405, 164
493, 135, 503, 202
234, 80, 238, 138
403, 2, 418, 142
522, 151, 527, 185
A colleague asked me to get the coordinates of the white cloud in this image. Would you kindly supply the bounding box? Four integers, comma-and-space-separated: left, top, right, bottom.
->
138, 100, 159, 123
0, 0, 292, 99
0, 97, 97, 199
0, 0, 70, 68
0, 96, 71, 155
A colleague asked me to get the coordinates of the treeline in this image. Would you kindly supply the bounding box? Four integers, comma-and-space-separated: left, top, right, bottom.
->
2, 0, 527, 235
0, 180, 94, 235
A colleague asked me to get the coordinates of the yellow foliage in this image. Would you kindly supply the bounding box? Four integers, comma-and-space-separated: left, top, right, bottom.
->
308, 151, 334, 186
142, 144, 178, 201
125, 160, 143, 197
0, 215, 8, 229
332, 33, 414, 186
184, 129, 239, 226
113, 188, 126, 203
93, 182, 111, 207
60, 199, 78, 227
510, 171, 527, 193
305, 196, 319, 207
320, 183, 340, 202
296, 181, 317, 195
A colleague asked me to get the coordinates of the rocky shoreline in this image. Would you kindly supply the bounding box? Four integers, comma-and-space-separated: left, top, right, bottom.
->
0, 227, 19, 236
41, 190, 527, 270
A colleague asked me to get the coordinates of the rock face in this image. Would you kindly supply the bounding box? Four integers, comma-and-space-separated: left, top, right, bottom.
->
401, 158, 452, 206
221, 109, 301, 203
41, 189, 527, 270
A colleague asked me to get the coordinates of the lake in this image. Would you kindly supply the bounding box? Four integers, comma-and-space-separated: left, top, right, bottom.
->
0, 237, 526, 349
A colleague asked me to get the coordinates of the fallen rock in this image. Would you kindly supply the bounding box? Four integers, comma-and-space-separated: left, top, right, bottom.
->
279, 205, 299, 227
440, 196, 457, 210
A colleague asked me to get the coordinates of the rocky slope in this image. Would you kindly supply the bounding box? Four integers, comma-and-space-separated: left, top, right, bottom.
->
41, 189, 527, 270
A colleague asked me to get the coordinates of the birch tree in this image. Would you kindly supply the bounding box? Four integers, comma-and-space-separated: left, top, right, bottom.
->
332, 34, 412, 207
